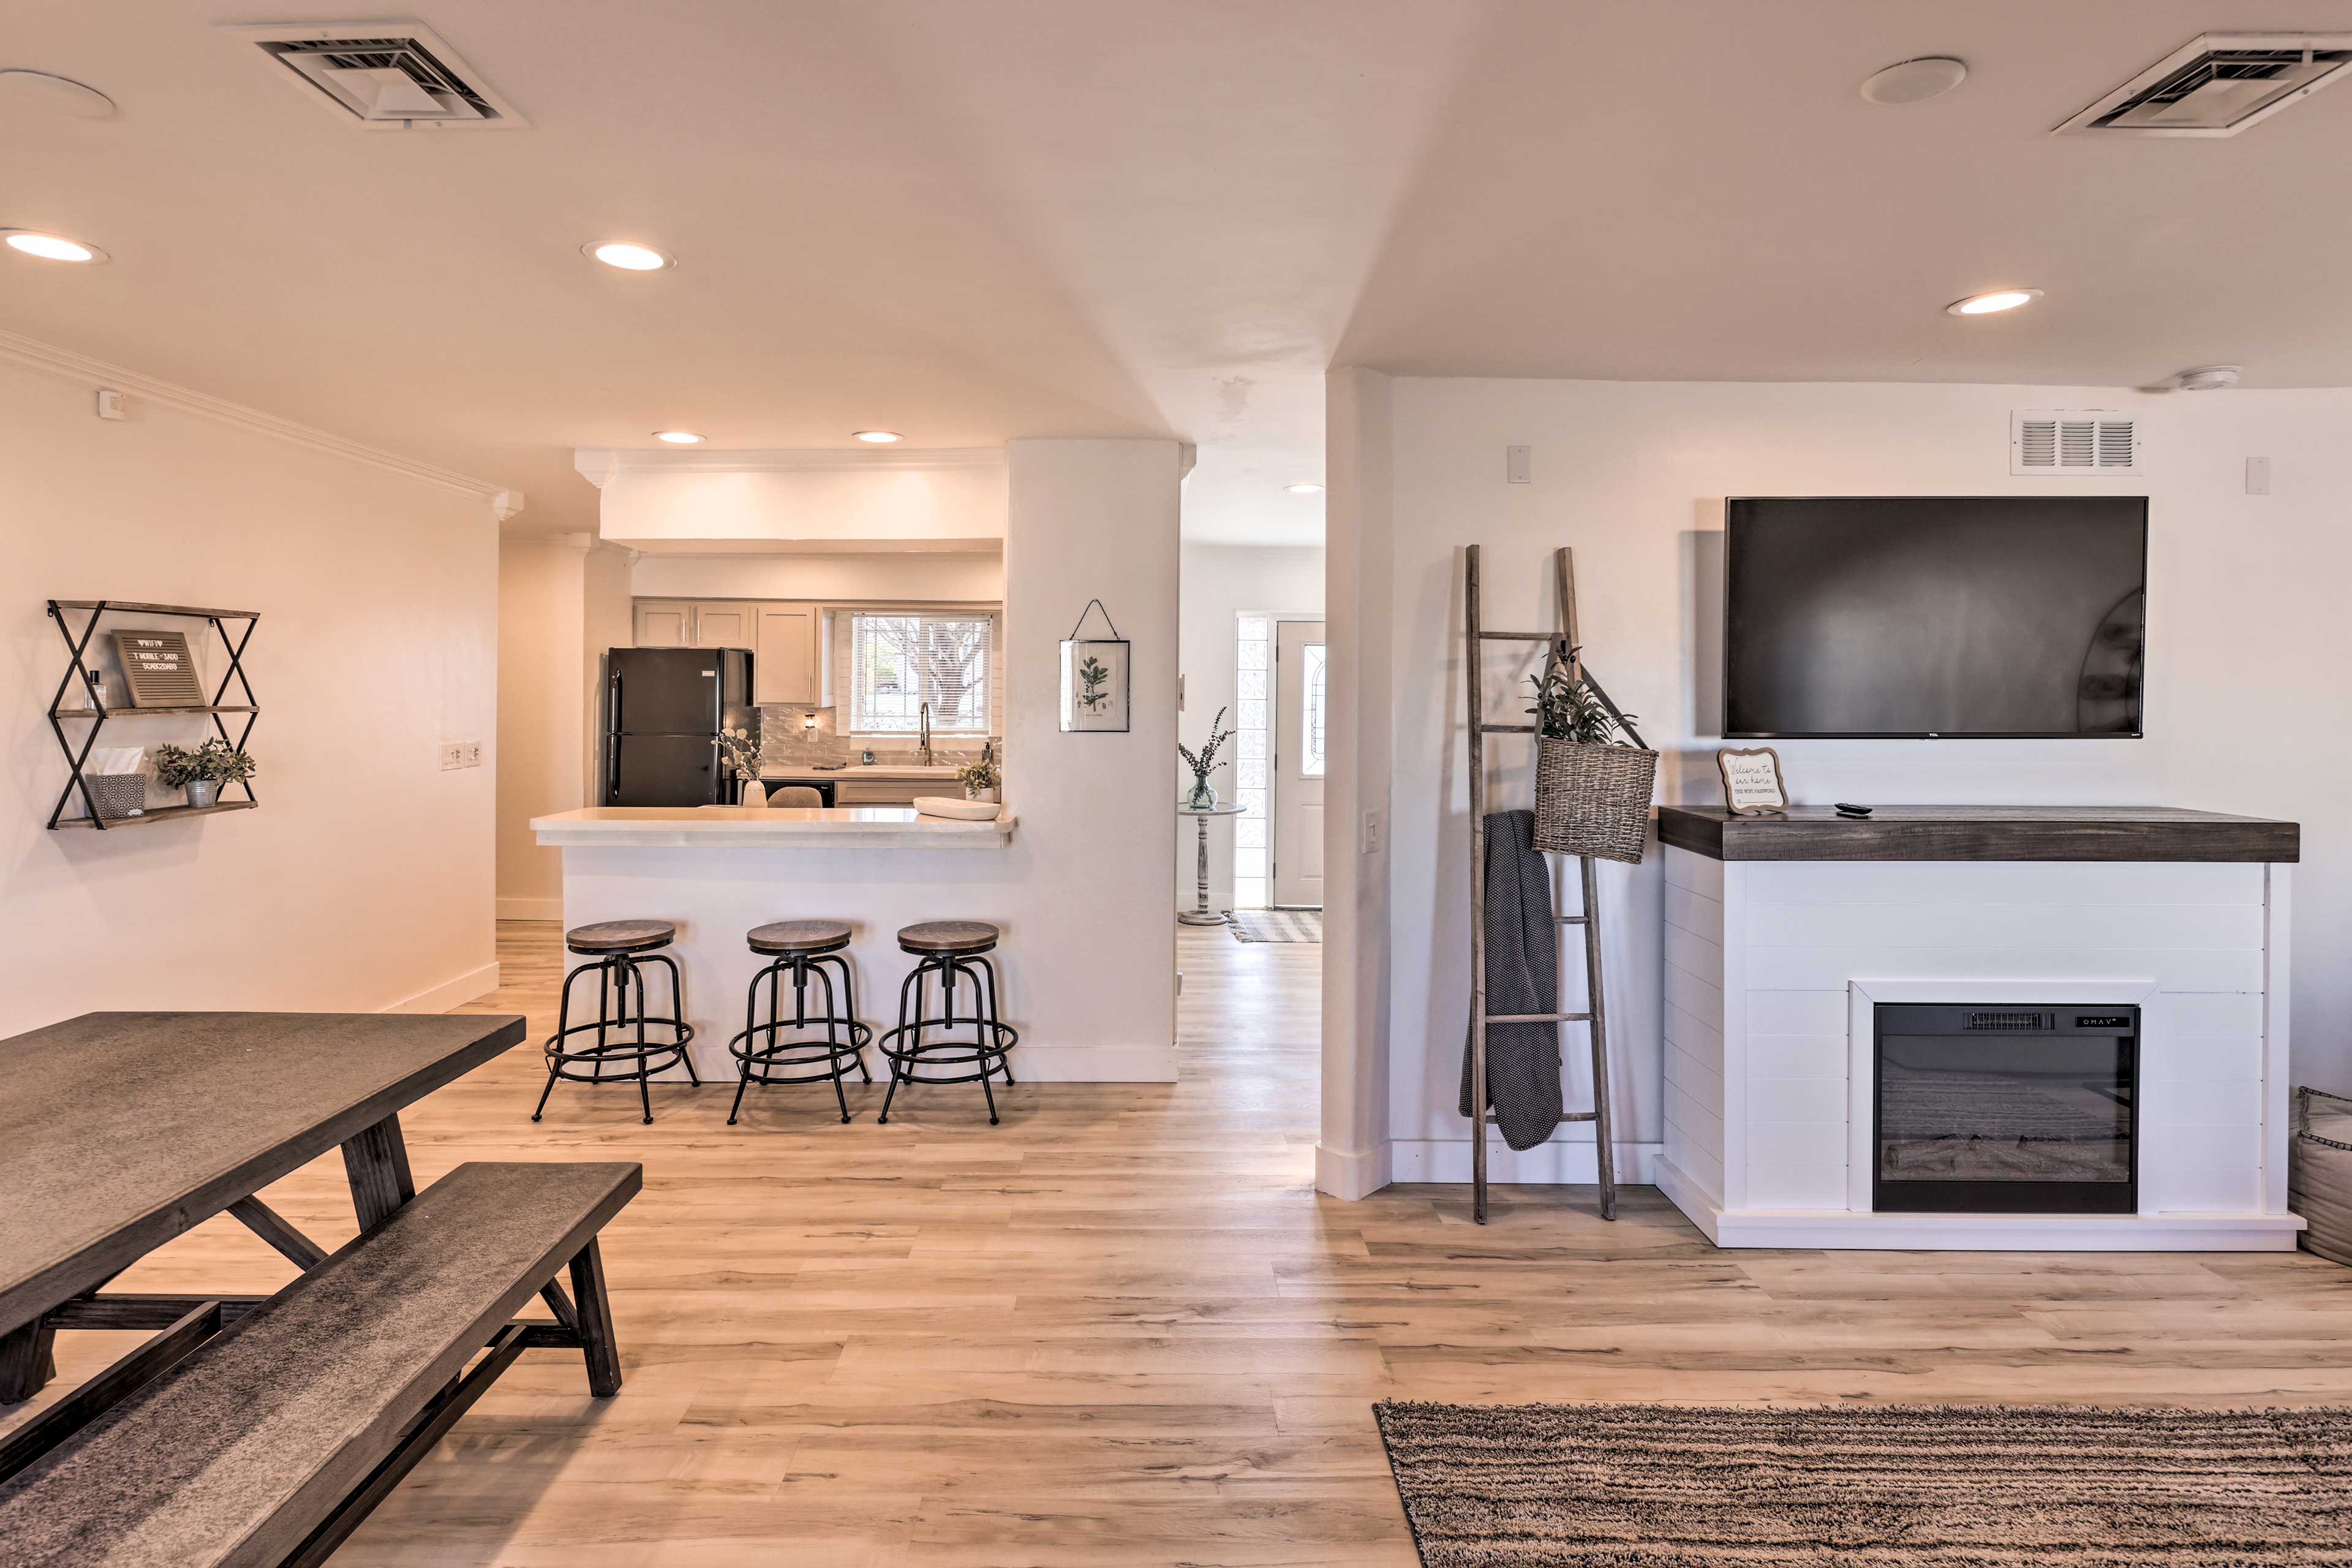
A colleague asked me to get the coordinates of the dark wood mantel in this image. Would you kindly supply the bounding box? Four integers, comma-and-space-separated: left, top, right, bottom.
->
1657, 805, 2299, 863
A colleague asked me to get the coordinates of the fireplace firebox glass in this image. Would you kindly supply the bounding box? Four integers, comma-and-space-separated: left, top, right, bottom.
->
1874, 1004, 2138, 1214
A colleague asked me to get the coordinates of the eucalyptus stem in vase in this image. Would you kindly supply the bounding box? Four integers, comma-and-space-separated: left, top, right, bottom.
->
1176, 706, 1231, 810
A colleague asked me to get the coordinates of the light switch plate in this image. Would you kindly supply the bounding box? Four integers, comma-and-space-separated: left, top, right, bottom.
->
1362, 809, 1382, 853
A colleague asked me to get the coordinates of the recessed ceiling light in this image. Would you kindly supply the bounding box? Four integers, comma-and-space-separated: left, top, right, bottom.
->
2, 230, 105, 263
1286, 483, 1324, 494
1946, 288, 2043, 317
652, 430, 704, 444
584, 241, 672, 271
853, 431, 902, 443
1860, 57, 1968, 106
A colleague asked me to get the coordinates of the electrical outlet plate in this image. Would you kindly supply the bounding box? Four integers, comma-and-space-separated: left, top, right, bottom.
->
439, 742, 466, 771
462, 741, 483, 767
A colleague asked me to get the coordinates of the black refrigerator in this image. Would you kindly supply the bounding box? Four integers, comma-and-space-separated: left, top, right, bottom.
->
601, 647, 756, 806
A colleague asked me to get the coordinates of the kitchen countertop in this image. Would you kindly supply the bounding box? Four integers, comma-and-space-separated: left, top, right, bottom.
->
532, 805, 1013, 849
761, 763, 967, 782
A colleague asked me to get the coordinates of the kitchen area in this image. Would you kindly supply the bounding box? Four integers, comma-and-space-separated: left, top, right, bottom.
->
607, 590, 1001, 810
502, 437, 1178, 1094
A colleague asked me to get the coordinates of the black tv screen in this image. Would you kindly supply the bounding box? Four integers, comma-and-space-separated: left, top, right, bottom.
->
1724, 496, 2147, 739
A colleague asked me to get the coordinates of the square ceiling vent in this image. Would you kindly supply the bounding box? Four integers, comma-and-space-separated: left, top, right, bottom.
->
2056, 33, 2352, 137
223, 21, 526, 129
2012, 410, 2141, 477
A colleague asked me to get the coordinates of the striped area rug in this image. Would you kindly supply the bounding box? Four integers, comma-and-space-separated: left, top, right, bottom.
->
1374, 1401, 2352, 1565
1229, 909, 1321, 943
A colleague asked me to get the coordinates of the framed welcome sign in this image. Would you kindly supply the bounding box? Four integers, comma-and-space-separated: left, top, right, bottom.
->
1059, 599, 1130, 733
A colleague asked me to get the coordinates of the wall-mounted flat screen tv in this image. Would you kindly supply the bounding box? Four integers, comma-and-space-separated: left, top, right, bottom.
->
1724, 496, 2147, 739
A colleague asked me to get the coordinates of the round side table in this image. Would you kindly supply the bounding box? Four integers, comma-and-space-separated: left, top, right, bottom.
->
1177, 802, 1248, 926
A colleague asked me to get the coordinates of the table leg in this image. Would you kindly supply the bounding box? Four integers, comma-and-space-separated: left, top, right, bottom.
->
341, 1113, 417, 1232
0, 1317, 57, 1405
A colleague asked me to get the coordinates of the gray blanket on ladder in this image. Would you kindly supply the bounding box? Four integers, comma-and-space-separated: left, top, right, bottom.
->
1460, 808, 1564, 1151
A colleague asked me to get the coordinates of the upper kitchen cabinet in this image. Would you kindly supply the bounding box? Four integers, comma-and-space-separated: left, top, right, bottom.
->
691, 601, 757, 650
633, 600, 693, 647
754, 604, 824, 706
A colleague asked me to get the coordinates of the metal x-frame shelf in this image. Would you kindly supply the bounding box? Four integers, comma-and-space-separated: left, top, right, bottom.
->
44, 600, 260, 831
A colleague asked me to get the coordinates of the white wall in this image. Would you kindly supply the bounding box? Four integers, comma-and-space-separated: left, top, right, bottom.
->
1175, 542, 1324, 911
1005, 439, 1182, 1072
1327, 374, 2352, 1194
583, 449, 1006, 551
631, 550, 1005, 603
1, 351, 500, 1024
496, 538, 590, 920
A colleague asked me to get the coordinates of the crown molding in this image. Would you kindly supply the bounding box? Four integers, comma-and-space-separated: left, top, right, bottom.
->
0, 327, 513, 503
572, 445, 1005, 489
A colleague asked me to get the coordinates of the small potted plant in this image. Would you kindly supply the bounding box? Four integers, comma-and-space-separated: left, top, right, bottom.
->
718, 728, 764, 805
154, 737, 258, 810
1525, 650, 1654, 864
1176, 706, 1231, 810
958, 756, 1001, 803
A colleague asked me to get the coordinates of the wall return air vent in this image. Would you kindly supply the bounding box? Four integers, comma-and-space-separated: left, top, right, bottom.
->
224, 21, 526, 129
2056, 33, 2352, 137
2011, 411, 2141, 477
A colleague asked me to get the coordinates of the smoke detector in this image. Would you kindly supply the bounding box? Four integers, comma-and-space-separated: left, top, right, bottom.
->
2176, 364, 2242, 392
222, 21, 525, 129
2056, 34, 2352, 137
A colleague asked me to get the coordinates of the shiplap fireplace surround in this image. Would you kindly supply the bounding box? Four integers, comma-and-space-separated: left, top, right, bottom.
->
1651, 807, 2303, 1252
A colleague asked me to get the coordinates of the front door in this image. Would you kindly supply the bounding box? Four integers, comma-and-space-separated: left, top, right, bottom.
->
1272, 618, 1327, 908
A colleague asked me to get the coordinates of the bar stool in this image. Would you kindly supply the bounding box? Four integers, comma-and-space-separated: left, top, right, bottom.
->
533, 919, 698, 1125
876, 921, 1019, 1125
727, 919, 872, 1125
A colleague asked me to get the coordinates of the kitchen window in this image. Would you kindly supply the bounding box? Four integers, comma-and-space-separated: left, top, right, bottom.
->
847, 612, 994, 735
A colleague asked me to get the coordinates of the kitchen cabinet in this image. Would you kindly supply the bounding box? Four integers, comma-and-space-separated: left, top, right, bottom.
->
754, 605, 822, 706
691, 601, 757, 650
633, 600, 693, 647
633, 601, 827, 706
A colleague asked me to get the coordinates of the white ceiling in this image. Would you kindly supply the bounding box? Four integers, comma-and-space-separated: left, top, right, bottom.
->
6, 2, 2351, 547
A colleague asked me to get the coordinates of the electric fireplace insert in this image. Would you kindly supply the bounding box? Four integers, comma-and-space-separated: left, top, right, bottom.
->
1874, 1003, 2139, 1214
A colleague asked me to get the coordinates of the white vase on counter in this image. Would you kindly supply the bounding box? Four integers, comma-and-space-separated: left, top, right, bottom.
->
739, 780, 767, 808
965, 786, 999, 804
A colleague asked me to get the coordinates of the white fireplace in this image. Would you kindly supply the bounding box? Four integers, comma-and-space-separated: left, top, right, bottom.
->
1654, 818, 2300, 1251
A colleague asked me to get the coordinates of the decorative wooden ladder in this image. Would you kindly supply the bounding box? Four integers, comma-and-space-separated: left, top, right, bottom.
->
1462, 545, 1648, 1225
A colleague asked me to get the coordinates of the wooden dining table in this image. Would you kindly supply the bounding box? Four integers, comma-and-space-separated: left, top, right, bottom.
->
0, 1011, 527, 1409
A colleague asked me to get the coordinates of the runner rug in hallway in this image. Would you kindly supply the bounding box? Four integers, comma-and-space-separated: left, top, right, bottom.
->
1374, 1400, 2352, 1566
1229, 910, 1320, 943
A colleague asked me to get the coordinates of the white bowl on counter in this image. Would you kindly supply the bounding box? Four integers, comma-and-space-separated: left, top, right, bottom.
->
913, 796, 1002, 821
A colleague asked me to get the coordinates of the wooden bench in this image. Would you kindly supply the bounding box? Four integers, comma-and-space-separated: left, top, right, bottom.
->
0, 1160, 640, 1567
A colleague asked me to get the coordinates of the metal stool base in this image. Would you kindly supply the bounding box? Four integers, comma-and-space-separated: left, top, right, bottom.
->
727, 951, 872, 1124
535, 951, 697, 1125
876, 951, 1017, 1125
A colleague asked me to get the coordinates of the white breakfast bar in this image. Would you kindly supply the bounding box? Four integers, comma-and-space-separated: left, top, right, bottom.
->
530, 806, 1018, 1082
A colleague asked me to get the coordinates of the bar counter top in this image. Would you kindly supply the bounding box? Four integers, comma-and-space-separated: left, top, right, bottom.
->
531, 805, 1015, 850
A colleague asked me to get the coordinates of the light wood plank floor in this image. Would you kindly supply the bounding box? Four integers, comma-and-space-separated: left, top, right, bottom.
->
13, 921, 2352, 1564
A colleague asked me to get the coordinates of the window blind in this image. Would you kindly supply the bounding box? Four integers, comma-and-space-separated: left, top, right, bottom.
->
848, 613, 993, 734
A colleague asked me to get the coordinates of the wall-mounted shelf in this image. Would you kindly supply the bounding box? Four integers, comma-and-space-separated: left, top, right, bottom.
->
50, 801, 260, 831
45, 600, 260, 832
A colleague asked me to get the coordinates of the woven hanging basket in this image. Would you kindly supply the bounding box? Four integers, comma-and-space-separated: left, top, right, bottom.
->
1531, 738, 1657, 864
2291, 1086, 2352, 1267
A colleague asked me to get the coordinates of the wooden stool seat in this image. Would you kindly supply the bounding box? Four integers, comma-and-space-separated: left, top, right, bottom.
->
896, 920, 999, 954
747, 919, 851, 956
565, 919, 676, 956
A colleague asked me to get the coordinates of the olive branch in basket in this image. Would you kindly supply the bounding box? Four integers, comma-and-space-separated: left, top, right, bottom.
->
1176, 706, 1232, 782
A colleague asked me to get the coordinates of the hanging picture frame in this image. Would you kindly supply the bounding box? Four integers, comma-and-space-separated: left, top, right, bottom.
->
1716, 745, 1788, 815
1060, 599, 1130, 733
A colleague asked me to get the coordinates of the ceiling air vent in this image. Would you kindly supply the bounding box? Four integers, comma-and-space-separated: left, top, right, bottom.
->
223, 21, 526, 130
2012, 410, 2141, 477
2056, 33, 2352, 137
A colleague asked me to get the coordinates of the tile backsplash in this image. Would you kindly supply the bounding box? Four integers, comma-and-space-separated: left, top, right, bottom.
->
757, 706, 999, 772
